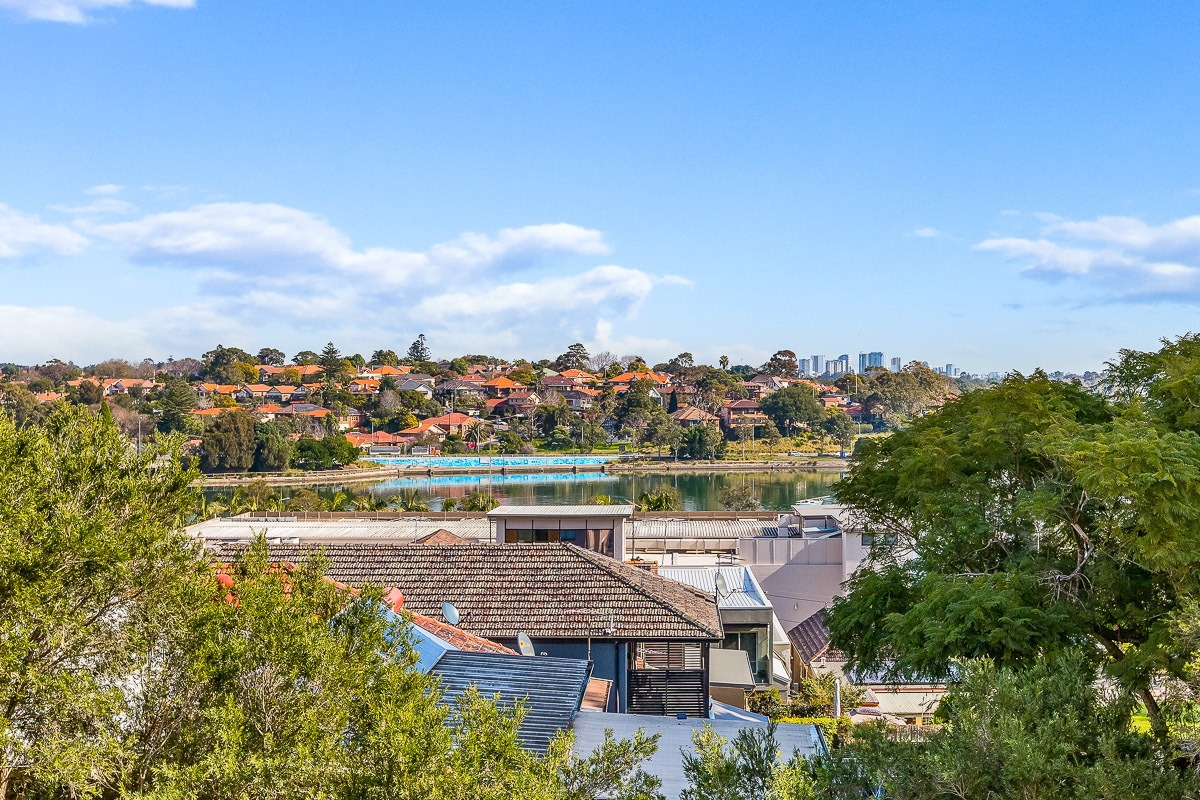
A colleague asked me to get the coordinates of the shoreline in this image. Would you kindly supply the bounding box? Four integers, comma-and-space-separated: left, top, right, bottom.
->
193, 457, 849, 488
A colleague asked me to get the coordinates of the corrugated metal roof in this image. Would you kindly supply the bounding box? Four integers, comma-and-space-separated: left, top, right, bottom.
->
630, 519, 776, 539
188, 517, 492, 543
488, 505, 634, 517
658, 566, 771, 610
432, 651, 591, 753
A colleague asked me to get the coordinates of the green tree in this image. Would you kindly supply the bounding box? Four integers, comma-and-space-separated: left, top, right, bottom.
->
681, 722, 813, 800
718, 484, 759, 512
813, 653, 1196, 799
201, 344, 254, 383
318, 341, 343, 379
461, 489, 500, 512
253, 421, 292, 471
0, 405, 196, 798
635, 487, 680, 511
407, 334, 432, 362
201, 409, 257, 472
256, 347, 286, 366
819, 409, 855, 452
293, 349, 320, 366
75, 379, 104, 405
760, 350, 799, 378
828, 359, 1200, 740
553, 343, 591, 373
372, 348, 401, 366
760, 386, 823, 437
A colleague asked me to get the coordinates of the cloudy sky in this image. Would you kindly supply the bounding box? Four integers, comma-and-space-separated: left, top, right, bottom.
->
3, 1, 1200, 372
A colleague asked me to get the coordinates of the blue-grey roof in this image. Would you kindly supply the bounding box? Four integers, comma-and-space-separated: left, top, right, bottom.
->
570, 713, 823, 800
385, 610, 456, 674
432, 651, 592, 753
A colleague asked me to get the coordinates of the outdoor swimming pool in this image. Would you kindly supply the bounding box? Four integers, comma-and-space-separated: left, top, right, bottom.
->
364, 455, 620, 468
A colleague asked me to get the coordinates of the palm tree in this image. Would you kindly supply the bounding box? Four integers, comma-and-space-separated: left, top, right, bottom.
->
466, 420, 491, 451
391, 489, 429, 512
461, 490, 499, 512
325, 491, 355, 511
635, 488, 680, 511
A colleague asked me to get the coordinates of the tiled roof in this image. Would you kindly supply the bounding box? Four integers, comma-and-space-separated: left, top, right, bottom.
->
787, 608, 845, 664
410, 614, 516, 655
207, 542, 721, 641
671, 406, 718, 422
411, 528, 474, 544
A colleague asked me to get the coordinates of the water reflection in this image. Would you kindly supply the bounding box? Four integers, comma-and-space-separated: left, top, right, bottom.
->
208, 470, 842, 511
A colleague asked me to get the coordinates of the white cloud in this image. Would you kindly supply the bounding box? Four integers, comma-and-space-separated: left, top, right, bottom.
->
910, 227, 945, 238
1, 193, 691, 361
49, 198, 135, 216
412, 265, 689, 323
85, 184, 124, 196
0, 0, 193, 23
587, 319, 681, 363
0, 305, 151, 362
92, 203, 611, 290
976, 212, 1200, 302
0, 203, 89, 259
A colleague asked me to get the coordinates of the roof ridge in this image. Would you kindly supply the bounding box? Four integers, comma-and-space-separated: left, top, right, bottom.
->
564, 544, 721, 638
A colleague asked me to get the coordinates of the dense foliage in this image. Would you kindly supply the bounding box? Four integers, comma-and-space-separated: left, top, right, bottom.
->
823, 334, 1200, 794
0, 408, 668, 799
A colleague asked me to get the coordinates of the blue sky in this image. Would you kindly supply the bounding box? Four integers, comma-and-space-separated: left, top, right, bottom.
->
2, 1, 1200, 372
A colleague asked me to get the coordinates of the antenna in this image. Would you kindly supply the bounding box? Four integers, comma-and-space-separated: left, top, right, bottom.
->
441, 601, 461, 626
714, 571, 730, 599
516, 632, 536, 657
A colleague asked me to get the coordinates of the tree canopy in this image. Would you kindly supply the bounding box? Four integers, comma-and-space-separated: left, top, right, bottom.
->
828, 339, 1200, 740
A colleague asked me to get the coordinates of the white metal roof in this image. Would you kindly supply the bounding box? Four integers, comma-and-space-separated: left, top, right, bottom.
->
487, 505, 634, 517
186, 517, 492, 543
630, 518, 775, 539
658, 565, 772, 610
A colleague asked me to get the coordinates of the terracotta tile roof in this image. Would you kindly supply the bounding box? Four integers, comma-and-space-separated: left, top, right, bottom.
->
208, 542, 722, 641
787, 609, 846, 664
410, 615, 517, 655
671, 406, 718, 423
412, 529, 474, 544
483, 376, 525, 388
608, 370, 669, 384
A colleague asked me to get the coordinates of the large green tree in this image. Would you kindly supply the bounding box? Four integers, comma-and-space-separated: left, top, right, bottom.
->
810, 653, 1196, 799
760, 385, 822, 436
201, 409, 257, 472
828, 348, 1200, 739
0, 409, 665, 799
0, 405, 197, 798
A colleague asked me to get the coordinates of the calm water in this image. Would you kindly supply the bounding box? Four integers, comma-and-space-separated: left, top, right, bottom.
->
207, 470, 841, 511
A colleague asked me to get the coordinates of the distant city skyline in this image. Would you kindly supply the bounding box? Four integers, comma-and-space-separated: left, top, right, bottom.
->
2, 2, 1199, 373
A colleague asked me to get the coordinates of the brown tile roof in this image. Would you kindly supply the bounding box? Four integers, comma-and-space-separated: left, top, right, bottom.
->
787, 608, 846, 664
208, 542, 721, 641
671, 406, 718, 423
412, 529, 474, 545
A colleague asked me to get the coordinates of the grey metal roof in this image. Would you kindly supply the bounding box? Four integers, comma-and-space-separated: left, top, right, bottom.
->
432, 651, 591, 753
658, 566, 772, 610
488, 505, 634, 517
187, 517, 492, 543
629, 518, 776, 539
570, 713, 822, 800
